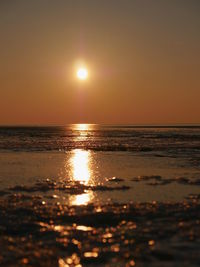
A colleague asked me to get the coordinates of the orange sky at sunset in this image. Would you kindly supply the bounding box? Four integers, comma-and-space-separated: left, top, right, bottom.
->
0, 1, 200, 125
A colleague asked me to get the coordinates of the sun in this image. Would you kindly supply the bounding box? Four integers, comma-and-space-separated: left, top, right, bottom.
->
77, 67, 88, 80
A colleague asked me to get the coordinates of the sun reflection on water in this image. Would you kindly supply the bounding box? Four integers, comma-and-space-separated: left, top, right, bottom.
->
68, 124, 96, 205
71, 149, 91, 184
73, 123, 94, 138
74, 123, 90, 131
70, 192, 94, 206
69, 149, 94, 205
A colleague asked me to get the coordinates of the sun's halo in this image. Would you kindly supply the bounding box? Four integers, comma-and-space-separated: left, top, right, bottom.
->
77, 67, 88, 80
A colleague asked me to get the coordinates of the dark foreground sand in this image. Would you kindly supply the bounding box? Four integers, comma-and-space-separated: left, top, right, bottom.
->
0, 179, 200, 267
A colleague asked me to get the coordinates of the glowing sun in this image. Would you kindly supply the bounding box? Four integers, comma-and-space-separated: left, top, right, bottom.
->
77, 67, 88, 80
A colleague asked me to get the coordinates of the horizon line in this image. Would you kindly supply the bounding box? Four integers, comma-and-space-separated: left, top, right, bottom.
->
0, 123, 200, 128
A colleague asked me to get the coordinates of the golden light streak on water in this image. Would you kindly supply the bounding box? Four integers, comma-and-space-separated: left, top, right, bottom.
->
69, 192, 94, 206
71, 149, 91, 184
69, 149, 94, 205
68, 124, 95, 205
73, 123, 91, 131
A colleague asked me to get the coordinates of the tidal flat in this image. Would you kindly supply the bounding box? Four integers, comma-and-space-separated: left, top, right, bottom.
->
0, 177, 200, 267
0, 125, 200, 266
0, 189, 200, 266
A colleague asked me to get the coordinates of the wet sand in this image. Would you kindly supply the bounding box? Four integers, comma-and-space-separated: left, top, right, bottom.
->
0, 177, 200, 266
1, 126, 200, 266
1, 150, 200, 203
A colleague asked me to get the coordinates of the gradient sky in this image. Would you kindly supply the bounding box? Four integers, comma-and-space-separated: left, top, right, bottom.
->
0, 0, 200, 125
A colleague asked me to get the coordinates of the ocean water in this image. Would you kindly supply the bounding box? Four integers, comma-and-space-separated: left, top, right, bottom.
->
0, 124, 200, 203
1, 124, 200, 153
1, 125, 200, 266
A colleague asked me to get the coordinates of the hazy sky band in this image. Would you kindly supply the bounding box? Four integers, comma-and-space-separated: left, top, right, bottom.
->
0, 0, 199, 125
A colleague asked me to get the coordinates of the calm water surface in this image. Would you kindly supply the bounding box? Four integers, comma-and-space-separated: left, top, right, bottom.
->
0, 124, 200, 203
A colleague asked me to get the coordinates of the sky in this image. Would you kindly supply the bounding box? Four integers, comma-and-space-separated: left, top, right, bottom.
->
0, 0, 200, 125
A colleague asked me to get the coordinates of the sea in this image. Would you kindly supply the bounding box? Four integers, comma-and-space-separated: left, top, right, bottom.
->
0, 124, 200, 202
0, 125, 200, 266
